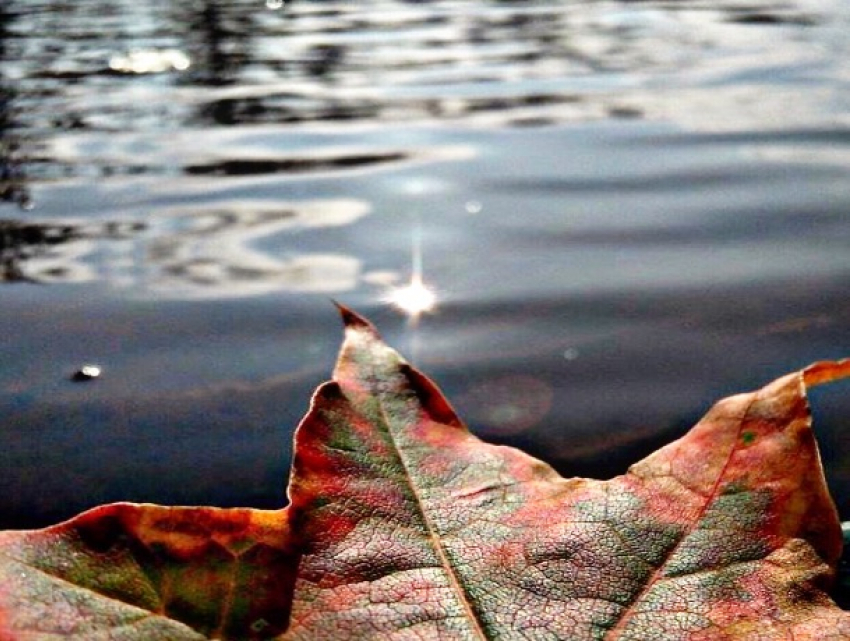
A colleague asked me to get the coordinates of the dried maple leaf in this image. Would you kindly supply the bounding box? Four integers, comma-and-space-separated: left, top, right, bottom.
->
0, 307, 849, 640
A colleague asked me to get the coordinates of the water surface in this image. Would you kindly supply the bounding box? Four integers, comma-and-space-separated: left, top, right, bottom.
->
1, 0, 849, 534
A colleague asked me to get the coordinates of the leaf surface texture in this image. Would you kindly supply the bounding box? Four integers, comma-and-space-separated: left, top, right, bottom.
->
2, 308, 849, 640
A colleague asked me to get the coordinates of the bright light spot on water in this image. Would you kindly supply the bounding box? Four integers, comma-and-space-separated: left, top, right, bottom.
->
266, 0, 284, 9
385, 275, 436, 319
405, 179, 429, 196
384, 221, 436, 328
397, 177, 446, 197
465, 200, 482, 214
563, 348, 580, 361
109, 49, 191, 74
81, 365, 102, 377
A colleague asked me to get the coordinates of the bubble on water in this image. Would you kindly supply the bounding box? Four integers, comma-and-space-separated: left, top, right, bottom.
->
563, 347, 580, 361
465, 200, 483, 214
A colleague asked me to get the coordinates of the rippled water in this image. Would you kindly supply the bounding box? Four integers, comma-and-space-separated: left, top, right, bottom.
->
1, 0, 849, 532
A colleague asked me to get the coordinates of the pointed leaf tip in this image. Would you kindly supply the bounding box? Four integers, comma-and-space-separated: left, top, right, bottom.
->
804, 358, 850, 388
332, 301, 379, 334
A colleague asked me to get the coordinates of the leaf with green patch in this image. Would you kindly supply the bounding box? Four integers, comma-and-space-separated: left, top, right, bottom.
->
1, 307, 849, 640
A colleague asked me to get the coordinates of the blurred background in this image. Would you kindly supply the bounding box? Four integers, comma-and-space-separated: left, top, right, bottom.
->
1, 0, 848, 538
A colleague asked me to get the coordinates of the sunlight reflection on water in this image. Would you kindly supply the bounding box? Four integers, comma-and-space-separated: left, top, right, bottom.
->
108, 49, 191, 75
385, 276, 437, 321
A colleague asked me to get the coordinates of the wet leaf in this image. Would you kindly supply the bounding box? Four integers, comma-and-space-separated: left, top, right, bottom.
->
1, 307, 849, 640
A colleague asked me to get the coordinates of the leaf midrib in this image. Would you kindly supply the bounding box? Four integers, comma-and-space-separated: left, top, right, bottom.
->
373, 392, 491, 640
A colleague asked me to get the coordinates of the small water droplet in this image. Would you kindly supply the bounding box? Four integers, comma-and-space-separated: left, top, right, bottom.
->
71, 365, 102, 382
251, 618, 270, 632
465, 200, 482, 214
563, 348, 579, 361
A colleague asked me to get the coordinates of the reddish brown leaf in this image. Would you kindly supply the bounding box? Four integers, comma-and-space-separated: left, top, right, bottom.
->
1, 306, 849, 640
284, 308, 850, 639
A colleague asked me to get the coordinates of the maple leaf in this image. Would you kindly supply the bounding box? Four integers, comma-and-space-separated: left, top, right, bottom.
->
1, 306, 849, 640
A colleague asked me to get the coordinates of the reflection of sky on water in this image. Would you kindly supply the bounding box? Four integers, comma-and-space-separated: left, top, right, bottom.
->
144, 199, 370, 297
4, 0, 849, 183
2, 199, 373, 296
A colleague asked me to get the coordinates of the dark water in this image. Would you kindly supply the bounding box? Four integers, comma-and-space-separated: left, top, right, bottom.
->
1, 0, 849, 540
